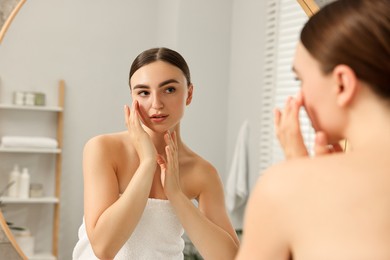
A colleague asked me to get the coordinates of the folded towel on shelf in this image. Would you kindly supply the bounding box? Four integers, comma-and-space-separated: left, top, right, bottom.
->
1, 136, 58, 149
225, 120, 250, 213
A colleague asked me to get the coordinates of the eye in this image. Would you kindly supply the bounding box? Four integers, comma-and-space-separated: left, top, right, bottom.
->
165, 87, 176, 94
137, 90, 150, 97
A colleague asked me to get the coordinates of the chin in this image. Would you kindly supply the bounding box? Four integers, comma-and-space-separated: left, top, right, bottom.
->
147, 125, 170, 134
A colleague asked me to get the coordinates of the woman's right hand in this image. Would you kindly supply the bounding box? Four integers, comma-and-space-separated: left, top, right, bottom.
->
124, 100, 157, 163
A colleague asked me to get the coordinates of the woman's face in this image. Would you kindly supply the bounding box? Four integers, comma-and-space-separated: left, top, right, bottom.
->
130, 60, 192, 133
292, 42, 343, 143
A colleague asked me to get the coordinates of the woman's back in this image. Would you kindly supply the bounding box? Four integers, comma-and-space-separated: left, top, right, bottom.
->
266, 150, 390, 259
236, 0, 390, 259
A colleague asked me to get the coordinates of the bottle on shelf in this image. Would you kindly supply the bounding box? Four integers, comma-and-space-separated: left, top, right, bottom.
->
19, 168, 30, 199
7, 164, 21, 197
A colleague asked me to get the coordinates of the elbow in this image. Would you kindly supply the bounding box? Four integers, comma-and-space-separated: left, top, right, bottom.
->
90, 242, 117, 260
202, 243, 239, 260
92, 249, 116, 260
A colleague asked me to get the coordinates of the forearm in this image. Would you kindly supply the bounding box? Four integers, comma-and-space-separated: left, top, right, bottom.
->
88, 161, 156, 258
170, 192, 238, 260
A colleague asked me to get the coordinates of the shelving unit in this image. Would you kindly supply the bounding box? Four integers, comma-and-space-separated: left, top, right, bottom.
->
0, 80, 65, 260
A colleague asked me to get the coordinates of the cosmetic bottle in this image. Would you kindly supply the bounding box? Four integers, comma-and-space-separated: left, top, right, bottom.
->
7, 164, 20, 197
19, 168, 30, 199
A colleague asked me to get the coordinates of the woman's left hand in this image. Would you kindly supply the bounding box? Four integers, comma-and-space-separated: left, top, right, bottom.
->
275, 92, 344, 159
157, 130, 182, 198
274, 92, 309, 159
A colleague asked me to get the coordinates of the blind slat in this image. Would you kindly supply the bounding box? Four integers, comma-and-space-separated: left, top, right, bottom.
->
259, 0, 314, 174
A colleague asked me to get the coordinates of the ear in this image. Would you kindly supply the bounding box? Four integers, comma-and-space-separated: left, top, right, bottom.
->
332, 65, 358, 107
186, 84, 194, 105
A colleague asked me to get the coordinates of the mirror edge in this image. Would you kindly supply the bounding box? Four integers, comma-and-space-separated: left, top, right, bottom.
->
0, 0, 27, 44
296, 0, 319, 17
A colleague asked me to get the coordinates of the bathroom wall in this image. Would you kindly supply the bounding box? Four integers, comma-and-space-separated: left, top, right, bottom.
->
0, 0, 267, 258
225, 0, 267, 228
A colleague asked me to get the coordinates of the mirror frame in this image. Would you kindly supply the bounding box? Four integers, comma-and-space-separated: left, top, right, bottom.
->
296, 0, 320, 17
0, 0, 27, 43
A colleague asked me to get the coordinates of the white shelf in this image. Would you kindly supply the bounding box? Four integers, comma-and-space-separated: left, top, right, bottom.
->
0, 103, 63, 112
28, 253, 56, 260
0, 147, 61, 154
0, 81, 65, 259
0, 197, 59, 204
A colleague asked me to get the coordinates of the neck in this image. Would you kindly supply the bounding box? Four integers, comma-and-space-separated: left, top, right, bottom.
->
343, 92, 390, 152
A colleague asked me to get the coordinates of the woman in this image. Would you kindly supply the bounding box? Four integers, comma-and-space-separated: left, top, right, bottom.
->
237, 0, 390, 259
73, 47, 239, 259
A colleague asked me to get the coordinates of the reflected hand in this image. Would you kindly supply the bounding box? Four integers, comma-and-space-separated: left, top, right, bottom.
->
124, 101, 157, 162
157, 131, 181, 198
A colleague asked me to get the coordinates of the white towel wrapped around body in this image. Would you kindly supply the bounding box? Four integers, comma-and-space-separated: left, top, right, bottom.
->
1, 136, 58, 149
72, 198, 185, 260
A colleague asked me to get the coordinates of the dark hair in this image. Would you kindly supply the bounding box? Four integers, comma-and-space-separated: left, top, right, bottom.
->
301, 0, 390, 99
129, 47, 191, 89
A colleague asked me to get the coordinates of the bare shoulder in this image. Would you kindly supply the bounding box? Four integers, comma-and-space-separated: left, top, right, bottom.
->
179, 147, 221, 199
180, 147, 217, 174
82, 131, 135, 176
181, 149, 219, 179
250, 156, 333, 205
85, 131, 128, 148
84, 131, 130, 155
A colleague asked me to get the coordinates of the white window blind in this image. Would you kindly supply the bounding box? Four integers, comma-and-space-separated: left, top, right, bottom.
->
259, 0, 315, 173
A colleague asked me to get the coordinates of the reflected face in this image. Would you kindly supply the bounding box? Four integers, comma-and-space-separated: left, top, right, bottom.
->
130, 60, 192, 133
292, 42, 340, 141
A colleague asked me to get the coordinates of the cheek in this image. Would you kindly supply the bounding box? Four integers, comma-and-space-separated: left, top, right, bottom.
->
131, 96, 148, 113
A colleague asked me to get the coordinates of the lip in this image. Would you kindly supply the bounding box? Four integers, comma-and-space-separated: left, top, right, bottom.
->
150, 113, 168, 123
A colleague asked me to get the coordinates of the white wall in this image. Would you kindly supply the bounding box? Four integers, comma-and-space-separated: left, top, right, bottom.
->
226, 0, 267, 228
0, 0, 267, 259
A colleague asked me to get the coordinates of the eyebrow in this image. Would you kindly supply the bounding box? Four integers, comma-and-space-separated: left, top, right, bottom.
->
133, 79, 180, 90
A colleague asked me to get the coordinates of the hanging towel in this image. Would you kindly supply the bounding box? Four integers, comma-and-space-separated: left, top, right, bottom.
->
1, 136, 58, 149
225, 120, 249, 213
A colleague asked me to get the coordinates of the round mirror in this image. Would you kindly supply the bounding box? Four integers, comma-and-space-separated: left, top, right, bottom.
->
0, 0, 26, 43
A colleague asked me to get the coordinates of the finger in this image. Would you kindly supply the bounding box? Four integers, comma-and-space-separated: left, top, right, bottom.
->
167, 132, 176, 158
134, 101, 147, 126
130, 100, 143, 130
274, 109, 282, 129
281, 96, 300, 131
157, 154, 167, 170
164, 132, 178, 167
171, 131, 179, 166
171, 131, 178, 152
164, 131, 171, 145
281, 96, 293, 122
330, 143, 344, 153
124, 105, 130, 127
290, 98, 301, 119
165, 146, 173, 170
295, 91, 304, 107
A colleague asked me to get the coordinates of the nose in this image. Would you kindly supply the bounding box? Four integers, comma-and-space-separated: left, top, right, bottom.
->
151, 93, 164, 109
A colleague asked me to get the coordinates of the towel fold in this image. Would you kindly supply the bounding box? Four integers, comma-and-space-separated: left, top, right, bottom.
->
1, 136, 58, 149
225, 120, 250, 213
73, 198, 185, 260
